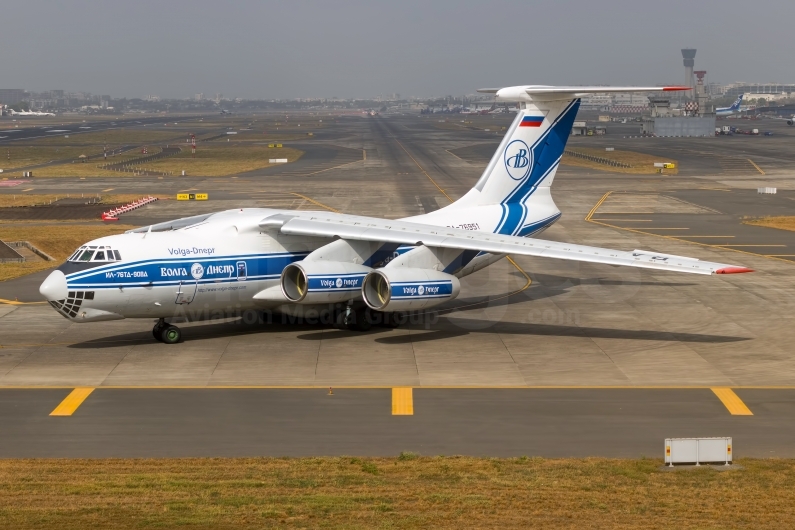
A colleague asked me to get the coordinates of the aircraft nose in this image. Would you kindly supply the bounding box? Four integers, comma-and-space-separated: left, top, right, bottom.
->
40, 270, 68, 301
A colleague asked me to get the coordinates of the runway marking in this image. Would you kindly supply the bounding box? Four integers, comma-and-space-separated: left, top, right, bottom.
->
50, 387, 95, 416
392, 387, 414, 415
592, 219, 653, 222
21, 188, 34, 192
711, 387, 753, 415
626, 227, 689, 230
394, 138, 453, 202
102, 188, 115, 192
300, 157, 364, 177
765, 255, 795, 257
362, 149, 366, 161
677, 235, 735, 238
747, 159, 765, 175
586, 191, 795, 266
445, 149, 465, 161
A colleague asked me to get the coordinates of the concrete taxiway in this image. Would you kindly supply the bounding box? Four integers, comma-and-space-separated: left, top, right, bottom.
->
2, 112, 795, 457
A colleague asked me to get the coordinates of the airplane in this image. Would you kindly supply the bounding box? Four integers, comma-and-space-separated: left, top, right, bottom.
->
7, 109, 56, 117
39, 84, 753, 344
715, 94, 744, 117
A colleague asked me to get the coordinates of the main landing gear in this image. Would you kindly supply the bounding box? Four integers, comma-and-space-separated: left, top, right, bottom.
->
152, 318, 182, 344
335, 307, 405, 332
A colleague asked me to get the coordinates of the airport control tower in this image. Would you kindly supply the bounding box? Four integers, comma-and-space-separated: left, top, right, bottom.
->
682, 48, 697, 97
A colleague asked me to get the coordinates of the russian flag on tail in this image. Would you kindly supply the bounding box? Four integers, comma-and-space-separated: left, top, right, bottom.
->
520, 116, 544, 127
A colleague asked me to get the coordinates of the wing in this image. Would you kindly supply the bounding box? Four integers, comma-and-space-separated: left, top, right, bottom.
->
260, 213, 752, 276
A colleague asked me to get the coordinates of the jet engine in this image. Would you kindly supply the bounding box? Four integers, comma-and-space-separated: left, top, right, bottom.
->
787, 119, 794, 126
281, 261, 371, 304
362, 268, 460, 312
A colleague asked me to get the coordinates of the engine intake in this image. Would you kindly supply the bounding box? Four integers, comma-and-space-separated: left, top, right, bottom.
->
362, 268, 460, 311
281, 261, 371, 304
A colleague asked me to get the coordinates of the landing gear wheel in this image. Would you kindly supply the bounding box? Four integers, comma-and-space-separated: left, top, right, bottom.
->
160, 325, 182, 344
152, 319, 166, 342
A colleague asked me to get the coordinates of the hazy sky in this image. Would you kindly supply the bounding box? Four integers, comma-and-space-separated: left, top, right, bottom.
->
2, 0, 793, 99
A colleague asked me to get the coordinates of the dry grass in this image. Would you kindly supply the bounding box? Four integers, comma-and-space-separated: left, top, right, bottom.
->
743, 216, 795, 232
0, 457, 792, 529
31, 129, 187, 146
562, 148, 678, 175
0, 224, 134, 281
140, 145, 303, 176
0, 194, 161, 208
0, 146, 99, 170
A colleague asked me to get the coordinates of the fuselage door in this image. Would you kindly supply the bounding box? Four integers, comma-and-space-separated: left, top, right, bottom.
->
175, 280, 198, 304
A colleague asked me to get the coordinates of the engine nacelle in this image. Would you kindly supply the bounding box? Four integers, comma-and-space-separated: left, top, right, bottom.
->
362, 268, 460, 312
281, 261, 371, 304
788, 119, 794, 126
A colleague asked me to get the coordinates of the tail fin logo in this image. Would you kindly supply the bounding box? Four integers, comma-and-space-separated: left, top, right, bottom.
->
504, 140, 533, 181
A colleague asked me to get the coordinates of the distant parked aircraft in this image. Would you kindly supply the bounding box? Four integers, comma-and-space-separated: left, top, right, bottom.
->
8, 109, 56, 117
715, 95, 743, 117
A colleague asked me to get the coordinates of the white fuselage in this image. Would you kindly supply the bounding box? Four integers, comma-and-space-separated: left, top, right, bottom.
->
45, 205, 560, 323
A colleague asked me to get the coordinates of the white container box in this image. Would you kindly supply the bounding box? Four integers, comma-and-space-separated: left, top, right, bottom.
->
665, 437, 732, 466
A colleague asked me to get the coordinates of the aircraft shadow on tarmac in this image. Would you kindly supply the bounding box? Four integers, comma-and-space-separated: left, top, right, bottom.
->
65, 312, 748, 349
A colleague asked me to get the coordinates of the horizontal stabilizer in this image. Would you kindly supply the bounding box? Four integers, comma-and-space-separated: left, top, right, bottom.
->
478, 85, 690, 102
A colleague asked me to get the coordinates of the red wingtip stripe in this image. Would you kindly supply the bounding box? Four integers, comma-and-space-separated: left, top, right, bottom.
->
663, 86, 692, 91
716, 267, 754, 274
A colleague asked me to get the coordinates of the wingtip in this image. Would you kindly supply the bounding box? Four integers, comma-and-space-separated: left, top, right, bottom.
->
715, 267, 754, 274
663, 86, 692, 91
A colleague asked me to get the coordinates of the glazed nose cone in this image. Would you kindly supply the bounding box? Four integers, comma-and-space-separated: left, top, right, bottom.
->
40, 270, 67, 301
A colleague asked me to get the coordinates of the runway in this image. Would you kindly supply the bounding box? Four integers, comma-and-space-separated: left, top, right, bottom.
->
2, 112, 795, 457
0, 115, 207, 144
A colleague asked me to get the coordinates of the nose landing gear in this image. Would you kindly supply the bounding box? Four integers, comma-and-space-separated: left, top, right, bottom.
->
152, 319, 182, 344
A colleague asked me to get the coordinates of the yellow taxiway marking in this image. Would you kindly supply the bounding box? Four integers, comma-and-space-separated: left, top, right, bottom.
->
302, 158, 364, 177
0, 298, 46, 306
362, 149, 366, 161
677, 235, 735, 238
102, 188, 115, 192
391, 388, 414, 415
747, 159, 765, 175
0, 385, 794, 390
766, 255, 795, 257
718, 244, 786, 247
585, 191, 795, 266
290, 192, 340, 213
21, 188, 35, 192
395, 138, 453, 202
711, 388, 753, 415
592, 219, 653, 222
626, 227, 689, 230
50, 387, 95, 416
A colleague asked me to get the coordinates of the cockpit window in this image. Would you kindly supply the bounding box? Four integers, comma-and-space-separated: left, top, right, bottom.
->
69, 246, 121, 263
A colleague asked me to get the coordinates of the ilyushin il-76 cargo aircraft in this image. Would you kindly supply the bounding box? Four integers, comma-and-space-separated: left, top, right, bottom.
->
39, 85, 753, 344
